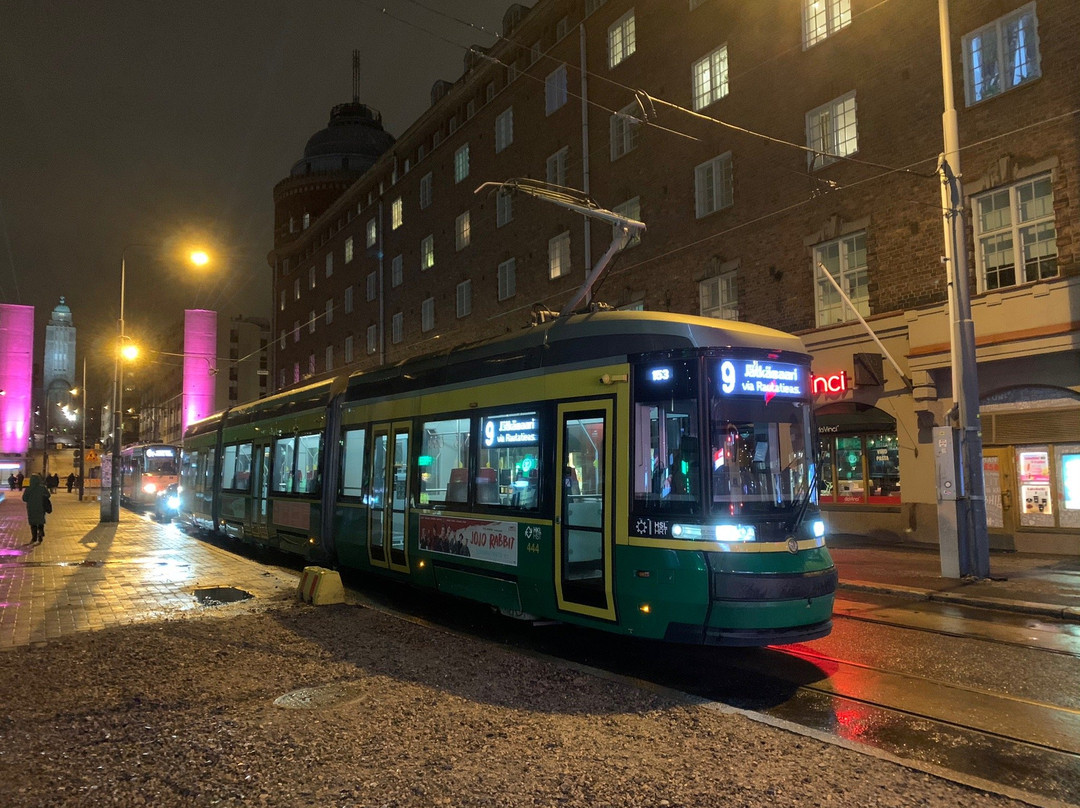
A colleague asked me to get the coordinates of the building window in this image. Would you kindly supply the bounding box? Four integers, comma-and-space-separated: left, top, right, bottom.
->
449, 114, 458, 134
366, 271, 377, 301
344, 335, 354, 364
495, 107, 514, 153
323, 253, 332, 277
367, 324, 378, 354
498, 258, 517, 300
692, 45, 729, 111
802, 0, 851, 49
699, 269, 738, 320
612, 197, 642, 248
497, 189, 513, 227
556, 16, 570, 38
344, 285, 354, 314
294, 279, 300, 301
694, 153, 734, 218
308, 266, 316, 290
421, 235, 435, 270
345, 236, 354, 263
392, 254, 403, 287
608, 10, 636, 68
325, 298, 334, 326
466, 99, 476, 119
454, 144, 470, 183
814, 230, 868, 326
366, 217, 377, 247
420, 172, 433, 209
279, 329, 286, 350
308, 353, 316, 376
486, 81, 496, 103
530, 41, 541, 65
302, 212, 310, 229
549, 231, 571, 279
421, 297, 435, 332
456, 280, 472, 318
546, 146, 568, 186
391, 197, 403, 230
586, 0, 607, 14
963, 4, 1040, 105
279, 290, 285, 311
391, 313, 403, 344
293, 320, 300, 343
309, 310, 316, 334
545, 65, 568, 114
325, 345, 333, 372
610, 102, 640, 161
455, 211, 471, 251
974, 174, 1057, 291
293, 363, 300, 384
807, 91, 858, 168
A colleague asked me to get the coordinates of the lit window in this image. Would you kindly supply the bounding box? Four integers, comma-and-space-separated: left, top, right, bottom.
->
694, 153, 733, 218
392, 254, 403, 287
302, 212, 310, 229
325, 252, 333, 278
692, 45, 729, 111
963, 4, 1040, 105
455, 211, 471, 251
421, 235, 435, 270
549, 231, 571, 279
612, 197, 642, 248
309, 266, 316, 290
366, 271, 377, 301
610, 102, 640, 161
454, 144, 470, 183
456, 280, 472, 318
391, 312, 403, 344
294, 279, 300, 301
497, 190, 513, 227
420, 172, 433, 209
546, 147, 568, 186
279, 290, 285, 311
279, 329, 286, 350
422, 297, 435, 332
367, 324, 378, 354
802, 0, 851, 48
345, 236, 354, 263
814, 230, 868, 326
366, 217, 377, 247
974, 174, 1056, 291
308, 353, 316, 376
608, 10, 636, 68
700, 269, 738, 321
293, 363, 300, 384
546, 65, 568, 114
806, 91, 858, 168
391, 197, 403, 230
495, 107, 514, 153
498, 258, 517, 301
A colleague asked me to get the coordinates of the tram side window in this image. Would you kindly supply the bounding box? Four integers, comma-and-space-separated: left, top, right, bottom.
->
295, 433, 322, 494
272, 437, 295, 493
420, 418, 472, 505
478, 410, 541, 509
340, 427, 367, 499
203, 448, 215, 493
220, 444, 238, 489
633, 361, 701, 511
221, 443, 253, 492
181, 451, 200, 490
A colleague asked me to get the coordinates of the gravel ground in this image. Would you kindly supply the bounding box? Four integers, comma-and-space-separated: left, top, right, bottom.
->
0, 598, 1031, 808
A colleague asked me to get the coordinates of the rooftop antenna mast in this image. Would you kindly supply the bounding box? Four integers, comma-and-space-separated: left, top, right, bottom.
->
474, 179, 646, 317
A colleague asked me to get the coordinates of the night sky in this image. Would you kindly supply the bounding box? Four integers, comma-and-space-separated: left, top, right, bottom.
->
0, 0, 514, 391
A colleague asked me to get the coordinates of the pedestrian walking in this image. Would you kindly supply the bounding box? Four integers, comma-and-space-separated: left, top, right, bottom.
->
7, 473, 15, 491
16, 471, 24, 489
22, 474, 51, 545
66, 472, 76, 493
47, 472, 59, 494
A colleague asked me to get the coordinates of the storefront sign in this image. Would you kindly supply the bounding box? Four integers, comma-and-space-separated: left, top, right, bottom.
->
811, 371, 847, 395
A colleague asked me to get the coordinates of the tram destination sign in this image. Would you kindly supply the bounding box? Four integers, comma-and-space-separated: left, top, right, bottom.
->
716, 358, 807, 399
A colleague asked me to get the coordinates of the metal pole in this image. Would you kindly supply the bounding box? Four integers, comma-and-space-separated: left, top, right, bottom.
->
108, 253, 126, 522
42, 390, 49, 478
937, 0, 989, 579
79, 356, 86, 501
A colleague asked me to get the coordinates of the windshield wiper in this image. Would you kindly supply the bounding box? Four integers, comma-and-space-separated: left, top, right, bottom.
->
785, 465, 817, 533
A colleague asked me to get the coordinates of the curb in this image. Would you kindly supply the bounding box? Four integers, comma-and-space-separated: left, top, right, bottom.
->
839, 580, 1080, 623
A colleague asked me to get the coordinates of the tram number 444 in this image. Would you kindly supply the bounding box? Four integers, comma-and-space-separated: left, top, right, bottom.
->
526, 542, 541, 554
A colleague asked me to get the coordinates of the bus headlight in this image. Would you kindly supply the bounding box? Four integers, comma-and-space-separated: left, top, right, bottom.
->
143, 482, 157, 494
812, 519, 826, 538
715, 524, 756, 542
166, 495, 181, 510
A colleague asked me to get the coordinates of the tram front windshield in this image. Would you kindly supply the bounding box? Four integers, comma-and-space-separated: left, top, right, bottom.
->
145, 449, 179, 476
709, 385, 813, 516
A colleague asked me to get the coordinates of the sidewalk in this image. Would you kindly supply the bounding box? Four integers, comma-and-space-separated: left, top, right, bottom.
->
0, 488, 297, 649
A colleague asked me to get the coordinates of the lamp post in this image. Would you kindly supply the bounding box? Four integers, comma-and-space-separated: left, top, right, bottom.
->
937, 0, 989, 578
77, 357, 86, 501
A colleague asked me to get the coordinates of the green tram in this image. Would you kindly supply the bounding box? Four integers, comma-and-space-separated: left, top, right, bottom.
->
180, 311, 836, 645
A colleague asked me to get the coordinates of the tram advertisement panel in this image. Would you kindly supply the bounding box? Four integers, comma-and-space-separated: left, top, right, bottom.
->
419, 515, 519, 566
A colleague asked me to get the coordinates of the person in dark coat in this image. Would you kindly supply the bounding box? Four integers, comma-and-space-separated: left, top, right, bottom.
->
66, 472, 76, 493
16, 471, 24, 489
22, 474, 50, 544
7, 473, 15, 491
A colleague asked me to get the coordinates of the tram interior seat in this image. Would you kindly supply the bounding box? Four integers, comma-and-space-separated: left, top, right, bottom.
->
512, 469, 538, 508
476, 468, 499, 504
445, 468, 469, 504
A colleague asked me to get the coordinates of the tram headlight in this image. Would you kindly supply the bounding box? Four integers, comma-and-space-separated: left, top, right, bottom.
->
671, 523, 702, 539
143, 482, 157, 494
812, 519, 826, 538
715, 524, 756, 542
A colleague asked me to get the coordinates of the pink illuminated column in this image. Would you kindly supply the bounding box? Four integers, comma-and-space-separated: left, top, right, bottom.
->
0, 305, 34, 455
182, 309, 217, 435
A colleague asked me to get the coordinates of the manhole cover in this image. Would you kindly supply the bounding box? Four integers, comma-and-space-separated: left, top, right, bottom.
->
193, 586, 253, 606
274, 682, 363, 710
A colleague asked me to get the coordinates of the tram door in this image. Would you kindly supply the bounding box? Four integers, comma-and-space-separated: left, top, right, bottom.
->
251, 445, 271, 531
555, 401, 615, 621
368, 422, 411, 573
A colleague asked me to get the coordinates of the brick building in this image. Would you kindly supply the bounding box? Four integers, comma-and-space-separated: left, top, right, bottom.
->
269, 0, 1080, 553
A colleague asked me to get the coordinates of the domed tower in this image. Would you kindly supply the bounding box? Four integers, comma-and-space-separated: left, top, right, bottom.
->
271, 52, 395, 250
44, 296, 75, 398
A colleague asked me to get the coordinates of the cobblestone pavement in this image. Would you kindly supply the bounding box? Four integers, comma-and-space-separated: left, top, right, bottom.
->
0, 489, 298, 648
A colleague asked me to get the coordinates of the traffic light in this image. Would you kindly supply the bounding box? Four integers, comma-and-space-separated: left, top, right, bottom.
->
73, 448, 82, 461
